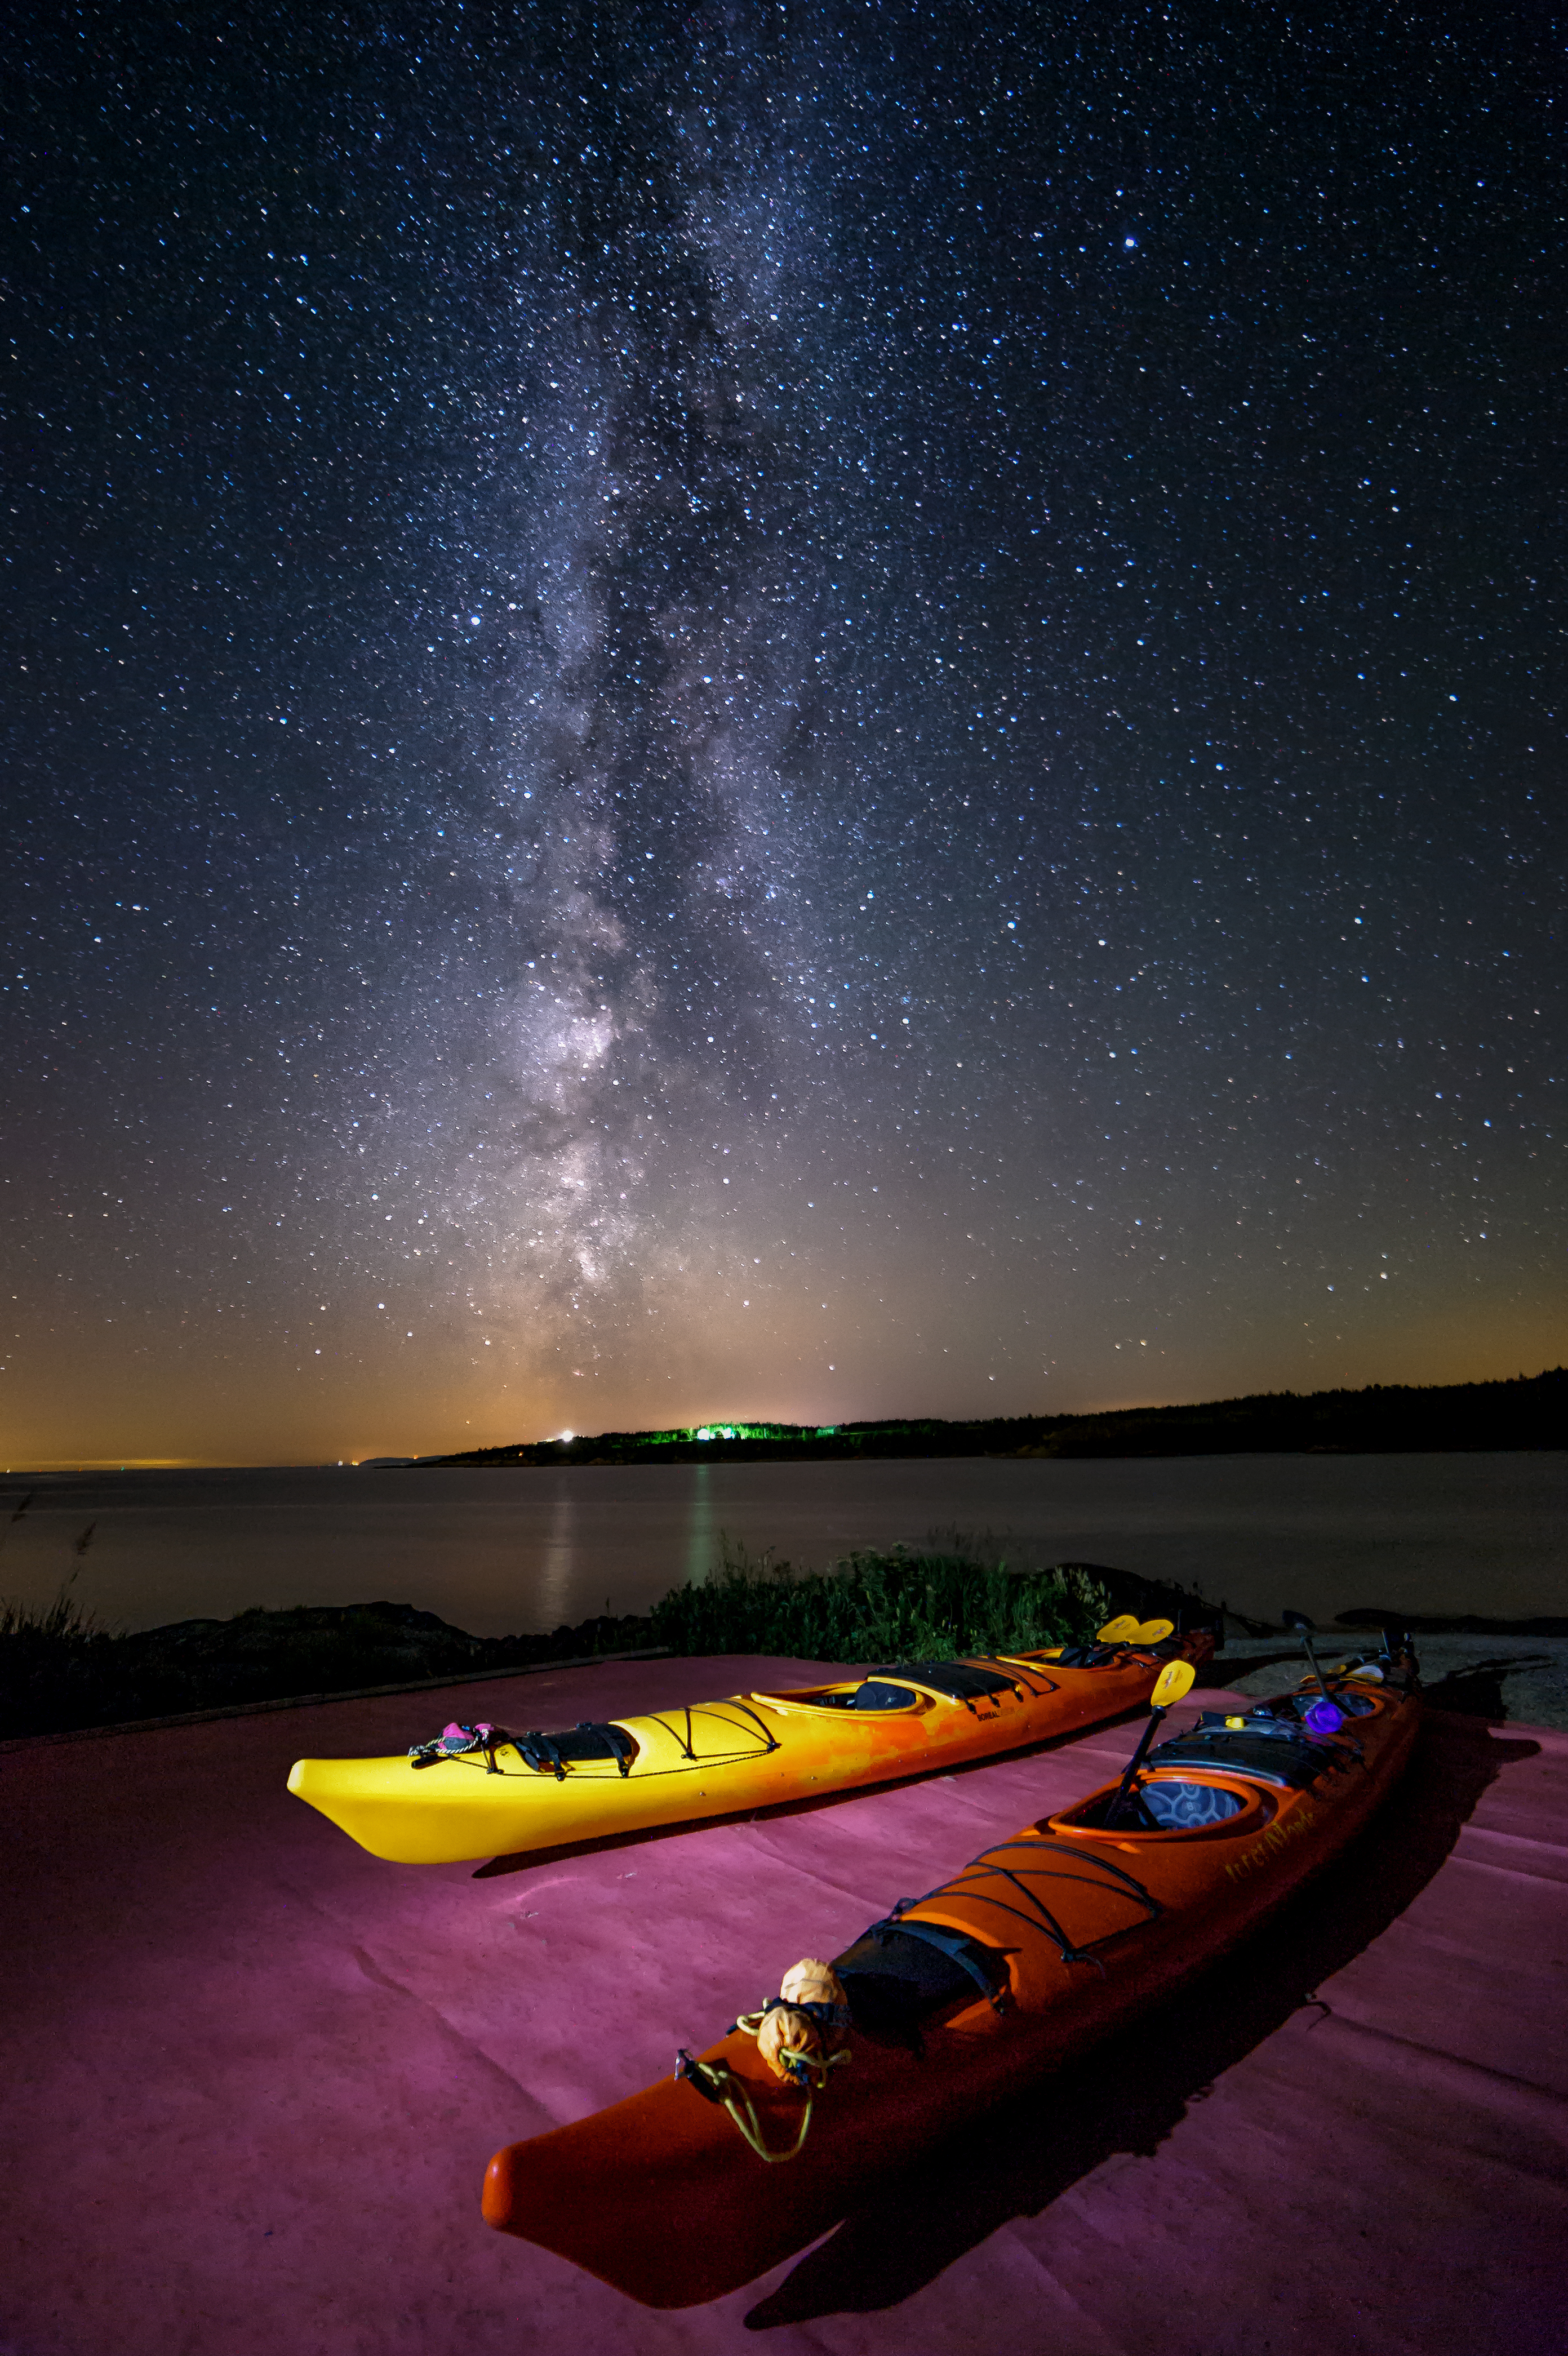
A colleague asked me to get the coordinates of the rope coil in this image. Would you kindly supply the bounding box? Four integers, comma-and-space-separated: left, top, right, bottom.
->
676, 1958, 852, 2163
675, 2044, 850, 2163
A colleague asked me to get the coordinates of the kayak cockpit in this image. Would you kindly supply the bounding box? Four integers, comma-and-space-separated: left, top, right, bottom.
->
803, 1679, 926, 1712
1051, 1771, 1273, 1842
750, 1679, 933, 1715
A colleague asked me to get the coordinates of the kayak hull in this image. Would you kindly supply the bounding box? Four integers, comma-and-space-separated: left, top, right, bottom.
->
288, 1634, 1212, 1864
482, 1668, 1419, 2306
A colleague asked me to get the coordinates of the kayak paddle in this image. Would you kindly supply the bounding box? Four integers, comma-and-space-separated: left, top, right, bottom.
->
1105, 1657, 1197, 1827
1283, 1609, 1344, 1732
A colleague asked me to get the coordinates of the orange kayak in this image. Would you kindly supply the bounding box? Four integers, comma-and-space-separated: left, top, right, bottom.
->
482, 1642, 1419, 2306
288, 1621, 1212, 1865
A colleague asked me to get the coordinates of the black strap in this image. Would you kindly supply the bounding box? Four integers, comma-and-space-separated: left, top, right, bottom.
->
517, 1730, 569, 1780
580, 1719, 636, 1776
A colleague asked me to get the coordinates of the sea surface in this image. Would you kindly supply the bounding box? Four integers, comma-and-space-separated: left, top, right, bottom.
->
1, 1453, 1562, 1637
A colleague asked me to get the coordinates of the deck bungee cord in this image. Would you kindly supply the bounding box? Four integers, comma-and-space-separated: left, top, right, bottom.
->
638, 1696, 781, 1760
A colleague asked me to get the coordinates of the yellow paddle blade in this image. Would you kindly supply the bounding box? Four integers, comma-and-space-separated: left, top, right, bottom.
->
1132, 1617, 1175, 1644
1096, 1615, 1141, 1642
1152, 1659, 1196, 1709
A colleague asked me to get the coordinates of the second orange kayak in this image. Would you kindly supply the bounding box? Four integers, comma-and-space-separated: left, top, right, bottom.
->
287, 1620, 1213, 1865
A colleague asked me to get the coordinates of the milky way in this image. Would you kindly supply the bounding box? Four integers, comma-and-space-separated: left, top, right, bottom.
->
5, 4, 1562, 1462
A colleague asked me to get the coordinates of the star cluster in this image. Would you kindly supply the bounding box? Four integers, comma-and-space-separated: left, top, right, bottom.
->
4, 3, 1561, 1462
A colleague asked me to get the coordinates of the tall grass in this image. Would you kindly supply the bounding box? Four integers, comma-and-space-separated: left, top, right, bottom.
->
0, 1576, 119, 1737
647, 1538, 1111, 1662
0, 1577, 103, 1646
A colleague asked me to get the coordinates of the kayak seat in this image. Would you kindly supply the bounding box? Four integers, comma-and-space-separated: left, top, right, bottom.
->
851, 1680, 922, 1711
812, 1681, 922, 1712
1136, 1778, 1247, 1829
1069, 1776, 1248, 1832
1051, 1644, 1126, 1668
834, 1919, 1007, 2047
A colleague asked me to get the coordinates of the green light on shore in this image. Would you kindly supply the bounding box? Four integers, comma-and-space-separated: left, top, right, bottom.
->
613, 1420, 830, 1450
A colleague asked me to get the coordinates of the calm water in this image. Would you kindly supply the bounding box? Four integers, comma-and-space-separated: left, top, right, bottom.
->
1, 1453, 1562, 1637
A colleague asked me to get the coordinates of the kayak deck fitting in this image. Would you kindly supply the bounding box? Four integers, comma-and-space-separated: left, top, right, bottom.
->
287, 1621, 1212, 1865
480, 1644, 1419, 2308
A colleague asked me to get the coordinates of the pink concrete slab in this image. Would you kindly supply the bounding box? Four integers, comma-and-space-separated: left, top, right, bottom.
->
3, 1659, 1564, 2356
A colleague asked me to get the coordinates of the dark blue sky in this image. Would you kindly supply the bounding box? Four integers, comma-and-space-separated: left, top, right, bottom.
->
5, 2, 1561, 1462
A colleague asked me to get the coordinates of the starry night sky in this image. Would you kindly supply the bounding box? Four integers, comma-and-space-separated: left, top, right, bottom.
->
6, 3, 1562, 1465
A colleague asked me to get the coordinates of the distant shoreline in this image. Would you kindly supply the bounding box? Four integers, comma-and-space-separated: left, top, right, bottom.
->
6, 1370, 1561, 1478
416, 1367, 1565, 1471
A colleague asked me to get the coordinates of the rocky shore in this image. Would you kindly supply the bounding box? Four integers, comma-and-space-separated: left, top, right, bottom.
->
6, 1571, 1564, 1744
0, 1598, 656, 1744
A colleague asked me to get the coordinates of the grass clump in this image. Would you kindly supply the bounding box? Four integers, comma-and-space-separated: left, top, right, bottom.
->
0, 1577, 122, 1738
648, 1537, 1111, 1662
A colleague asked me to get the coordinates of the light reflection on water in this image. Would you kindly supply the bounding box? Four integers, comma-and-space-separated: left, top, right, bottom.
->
537, 1487, 576, 1632
0, 1452, 1561, 1638
686, 1466, 716, 1589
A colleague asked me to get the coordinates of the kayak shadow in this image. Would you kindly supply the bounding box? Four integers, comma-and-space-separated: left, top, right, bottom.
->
743, 1710, 1538, 2331
1420, 1655, 1552, 1722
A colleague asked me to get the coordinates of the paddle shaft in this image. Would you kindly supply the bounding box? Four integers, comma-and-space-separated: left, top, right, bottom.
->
1105, 1705, 1171, 1828
1283, 1611, 1331, 1702
1298, 1629, 1331, 1700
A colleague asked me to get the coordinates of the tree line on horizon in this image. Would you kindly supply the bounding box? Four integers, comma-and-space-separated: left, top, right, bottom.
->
421, 1366, 1565, 1469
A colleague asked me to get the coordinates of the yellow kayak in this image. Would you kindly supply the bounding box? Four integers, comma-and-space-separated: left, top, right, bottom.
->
287, 1619, 1213, 1865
